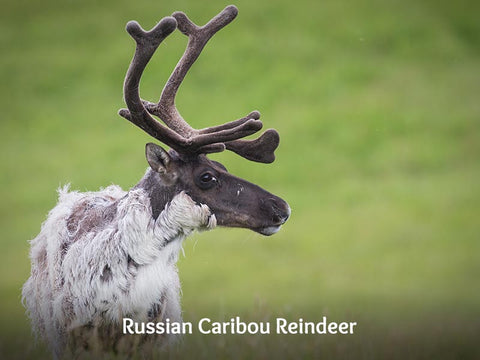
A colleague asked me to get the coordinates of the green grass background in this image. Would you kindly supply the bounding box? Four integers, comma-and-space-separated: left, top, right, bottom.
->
1, 0, 479, 358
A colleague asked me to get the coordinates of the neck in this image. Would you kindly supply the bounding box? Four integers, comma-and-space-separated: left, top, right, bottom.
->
134, 168, 177, 220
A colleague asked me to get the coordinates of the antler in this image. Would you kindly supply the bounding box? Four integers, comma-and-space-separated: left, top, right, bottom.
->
119, 5, 279, 162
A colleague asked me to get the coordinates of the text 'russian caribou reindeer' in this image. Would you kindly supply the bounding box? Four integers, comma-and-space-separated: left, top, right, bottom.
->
22, 5, 290, 358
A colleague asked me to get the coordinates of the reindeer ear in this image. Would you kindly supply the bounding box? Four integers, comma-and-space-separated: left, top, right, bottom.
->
145, 143, 173, 176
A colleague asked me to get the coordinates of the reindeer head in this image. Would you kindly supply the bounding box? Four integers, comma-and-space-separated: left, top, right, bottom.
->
119, 6, 290, 236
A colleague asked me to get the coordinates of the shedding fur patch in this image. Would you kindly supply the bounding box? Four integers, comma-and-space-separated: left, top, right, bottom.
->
22, 182, 215, 357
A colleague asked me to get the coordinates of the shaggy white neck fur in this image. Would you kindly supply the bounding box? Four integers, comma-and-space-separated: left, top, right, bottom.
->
22, 182, 216, 356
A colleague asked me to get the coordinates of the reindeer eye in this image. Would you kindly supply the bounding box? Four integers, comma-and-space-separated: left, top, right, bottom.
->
200, 172, 216, 183
196, 171, 218, 190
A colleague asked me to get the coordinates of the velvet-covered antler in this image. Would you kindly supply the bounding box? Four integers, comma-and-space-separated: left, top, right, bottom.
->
119, 5, 279, 162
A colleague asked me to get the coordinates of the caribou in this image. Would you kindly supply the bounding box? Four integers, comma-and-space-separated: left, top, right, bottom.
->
22, 5, 290, 357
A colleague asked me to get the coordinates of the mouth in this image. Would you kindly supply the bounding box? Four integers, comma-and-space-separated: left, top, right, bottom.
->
256, 225, 282, 236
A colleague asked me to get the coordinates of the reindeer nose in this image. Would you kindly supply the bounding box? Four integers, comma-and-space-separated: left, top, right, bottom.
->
265, 198, 291, 225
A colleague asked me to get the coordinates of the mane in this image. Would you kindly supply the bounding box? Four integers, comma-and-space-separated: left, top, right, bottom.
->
22, 177, 216, 356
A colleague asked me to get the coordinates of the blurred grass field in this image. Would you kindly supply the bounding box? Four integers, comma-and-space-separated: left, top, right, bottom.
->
1, 0, 479, 358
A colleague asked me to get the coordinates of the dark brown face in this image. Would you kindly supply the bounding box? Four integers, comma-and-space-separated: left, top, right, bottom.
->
145, 143, 290, 236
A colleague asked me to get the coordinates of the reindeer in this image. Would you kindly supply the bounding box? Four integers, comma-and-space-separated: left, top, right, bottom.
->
22, 5, 290, 357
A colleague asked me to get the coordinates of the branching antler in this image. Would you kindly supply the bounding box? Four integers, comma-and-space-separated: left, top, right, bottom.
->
119, 5, 280, 162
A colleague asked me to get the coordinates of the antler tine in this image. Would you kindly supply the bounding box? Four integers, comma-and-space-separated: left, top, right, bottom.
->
196, 111, 260, 135
199, 110, 281, 163
226, 129, 280, 163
